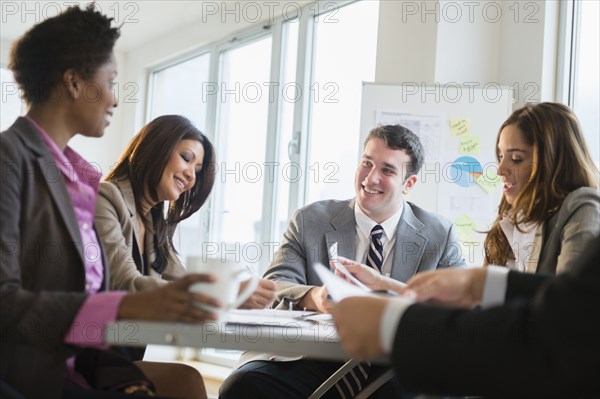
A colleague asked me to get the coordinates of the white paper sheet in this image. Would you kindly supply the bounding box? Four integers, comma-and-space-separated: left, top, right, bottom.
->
314, 263, 373, 302
328, 243, 372, 291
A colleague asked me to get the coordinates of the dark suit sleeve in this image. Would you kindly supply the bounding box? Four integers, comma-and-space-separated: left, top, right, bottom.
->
505, 270, 551, 302
391, 238, 600, 398
0, 132, 86, 351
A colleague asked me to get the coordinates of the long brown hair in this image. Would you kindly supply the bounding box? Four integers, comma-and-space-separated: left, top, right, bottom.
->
106, 115, 215, 272
484, 102, 599, 265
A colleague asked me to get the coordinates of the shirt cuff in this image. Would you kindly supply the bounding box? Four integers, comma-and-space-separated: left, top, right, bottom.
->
64, 291, 127, 348
481, 265, 510, 308
380, 296, 414, 354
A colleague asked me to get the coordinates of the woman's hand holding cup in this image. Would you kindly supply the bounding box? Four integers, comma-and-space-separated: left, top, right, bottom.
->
118, 274, 222, 323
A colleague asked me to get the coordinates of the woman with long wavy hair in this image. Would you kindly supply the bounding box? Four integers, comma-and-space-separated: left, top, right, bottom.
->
484, 102, 599, 273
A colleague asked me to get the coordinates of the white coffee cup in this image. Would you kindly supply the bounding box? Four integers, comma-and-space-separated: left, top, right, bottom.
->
186, 256, 259, 320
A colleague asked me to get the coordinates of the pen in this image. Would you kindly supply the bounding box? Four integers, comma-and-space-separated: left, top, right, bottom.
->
372, 290, 398, 297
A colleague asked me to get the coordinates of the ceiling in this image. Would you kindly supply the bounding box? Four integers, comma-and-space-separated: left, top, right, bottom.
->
1, 1, 306, 52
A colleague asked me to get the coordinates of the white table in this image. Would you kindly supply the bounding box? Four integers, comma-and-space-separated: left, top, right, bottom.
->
105, 311, 350, 361
106, 311, 392, 399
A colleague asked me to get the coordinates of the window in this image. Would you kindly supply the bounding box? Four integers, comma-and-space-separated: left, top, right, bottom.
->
1, 67, 24, 131
148, 53, 212, 265
145, 0, 380, 366
558, 0, 599, 166
149, 54, 210, 130
148, 0, 380, 273
301, 0, 379, 204
210, 34, 273, 268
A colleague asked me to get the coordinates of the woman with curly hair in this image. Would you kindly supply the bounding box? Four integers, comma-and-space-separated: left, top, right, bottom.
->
1, 5, 214, 398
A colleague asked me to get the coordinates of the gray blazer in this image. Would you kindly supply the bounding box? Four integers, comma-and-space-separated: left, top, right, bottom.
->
95, 179, 186, 291
537, 187, 600, 274
0, 117, 108, 397
266, 198, 466, 308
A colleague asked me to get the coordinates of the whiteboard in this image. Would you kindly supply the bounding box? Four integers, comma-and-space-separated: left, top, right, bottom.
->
360, 83, 513, 265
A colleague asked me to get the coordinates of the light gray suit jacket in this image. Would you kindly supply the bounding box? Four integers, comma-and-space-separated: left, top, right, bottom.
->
536, 186, 600, 274
266, 198, 466, 308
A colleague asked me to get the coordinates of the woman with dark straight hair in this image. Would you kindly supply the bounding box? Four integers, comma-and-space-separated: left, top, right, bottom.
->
96, 115, 215, 291
95, 115, 276, 309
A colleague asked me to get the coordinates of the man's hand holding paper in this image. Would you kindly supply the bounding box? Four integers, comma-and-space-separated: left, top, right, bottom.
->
333, 256, 410, 296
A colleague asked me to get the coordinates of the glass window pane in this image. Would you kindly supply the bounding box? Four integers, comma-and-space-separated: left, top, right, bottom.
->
273, 20, 300, 242
1, 67, 24, 131
149, 54, 211, 262
305, 1, 380, 204
150, 54, 210, 131
211, 36, 272, 263
572, 1, 599, 166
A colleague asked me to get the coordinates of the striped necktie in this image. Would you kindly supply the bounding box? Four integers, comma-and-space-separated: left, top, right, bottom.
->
332, 225, 384, 397
366, 225, 384, 272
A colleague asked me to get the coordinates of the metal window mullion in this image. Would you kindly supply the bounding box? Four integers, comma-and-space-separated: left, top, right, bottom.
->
203, 43, 221, 243
287, 8, 315, 216
260, 23, 283, 259
568, 0, 582, 108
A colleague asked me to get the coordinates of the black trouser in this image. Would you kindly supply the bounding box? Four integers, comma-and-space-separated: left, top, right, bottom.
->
219, 359, 403, 399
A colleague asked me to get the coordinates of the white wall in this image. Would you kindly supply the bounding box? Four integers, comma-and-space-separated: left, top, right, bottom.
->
375, 0, 558, 109
375, 1, 438, 83
435, 0, 501, 84
1, 38, 12, 65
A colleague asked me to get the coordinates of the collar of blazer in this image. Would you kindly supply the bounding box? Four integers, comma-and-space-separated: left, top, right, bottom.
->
392, 201, 428, 283
12, 117, 86, 264
112, 178, 157, 268
326, 199, 359, 260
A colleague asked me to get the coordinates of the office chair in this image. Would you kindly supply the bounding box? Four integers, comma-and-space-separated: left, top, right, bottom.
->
308, 359, 395, 399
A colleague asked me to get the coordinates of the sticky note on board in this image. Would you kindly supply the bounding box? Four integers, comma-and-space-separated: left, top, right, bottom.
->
476, 168, 501, 193
450, 118, 471, 136
454, 213, 477, 242
459, 135, 480, 155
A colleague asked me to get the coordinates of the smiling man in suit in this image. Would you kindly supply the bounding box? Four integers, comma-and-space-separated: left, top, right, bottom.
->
220, 124, 466, 399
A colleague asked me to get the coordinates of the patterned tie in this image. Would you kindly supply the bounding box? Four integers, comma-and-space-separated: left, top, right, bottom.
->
331, 225, 384, 397
366, 225, 384, 272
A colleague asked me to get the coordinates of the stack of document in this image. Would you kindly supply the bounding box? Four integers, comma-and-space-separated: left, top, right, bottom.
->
226, 308, 332, 328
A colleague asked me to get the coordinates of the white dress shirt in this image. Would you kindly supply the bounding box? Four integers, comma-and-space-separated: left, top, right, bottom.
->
354, 202, 404, 277
499, 215, 543, 273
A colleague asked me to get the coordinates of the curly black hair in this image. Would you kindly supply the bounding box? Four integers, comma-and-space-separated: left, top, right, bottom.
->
8, 4, 120, 104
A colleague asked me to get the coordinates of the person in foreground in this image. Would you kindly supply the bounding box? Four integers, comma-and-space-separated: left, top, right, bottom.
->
331, 235, 600, 398
95, 115, 276, 308
0, 6, 212, 398
220, 125, 465, 398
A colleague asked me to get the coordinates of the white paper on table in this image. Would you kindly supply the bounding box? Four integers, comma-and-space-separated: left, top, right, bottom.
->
313, 263, 373, 302
225, 309, 317, 328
